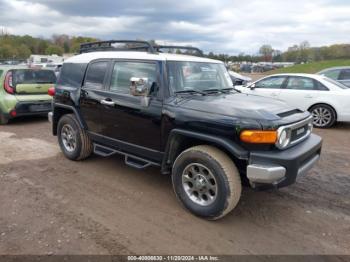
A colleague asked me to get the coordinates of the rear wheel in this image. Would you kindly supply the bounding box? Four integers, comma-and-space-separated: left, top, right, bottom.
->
57, 114, 93, 160
172, 145, 242, 220
0, 113, 9, 125
310, 104, 336, 128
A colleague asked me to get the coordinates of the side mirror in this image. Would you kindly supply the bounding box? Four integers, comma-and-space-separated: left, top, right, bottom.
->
130, 77, 153, 107
130, 77, 150, 96
249, 83, 256, 90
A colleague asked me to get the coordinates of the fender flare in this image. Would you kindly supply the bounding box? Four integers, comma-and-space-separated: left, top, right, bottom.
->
161, 129, 248, 173
52, 103, 87, 134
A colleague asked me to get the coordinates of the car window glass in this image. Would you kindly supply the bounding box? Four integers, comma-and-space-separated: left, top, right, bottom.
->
110, 62, 157, 94
84, 61, 108, 89
13, 69, 56, 85
58, 63, 87, 88
0, 70, 3, 78
322, 69, 341, 80
286, 77, 316, 90
339, 69, 350, 80
316, 81, 329, 91
255, 76, 286, 89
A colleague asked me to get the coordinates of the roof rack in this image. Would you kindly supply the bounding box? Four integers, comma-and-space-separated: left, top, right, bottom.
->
153, 45, 203, 56
79, 40, 204, 57
79, 40, 156, 54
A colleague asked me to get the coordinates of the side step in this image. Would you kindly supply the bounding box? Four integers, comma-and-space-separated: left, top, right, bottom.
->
93, 144, 159, 169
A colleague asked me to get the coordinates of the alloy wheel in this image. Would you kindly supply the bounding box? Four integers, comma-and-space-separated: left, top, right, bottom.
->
61, 124, 77, 152
312, 107, 332, 127
182, 163, 218, 206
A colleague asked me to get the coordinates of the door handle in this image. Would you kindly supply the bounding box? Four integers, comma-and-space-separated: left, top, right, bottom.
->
305, 95, 313, 98
100, 99, 115, 106
271, 93, 278, 97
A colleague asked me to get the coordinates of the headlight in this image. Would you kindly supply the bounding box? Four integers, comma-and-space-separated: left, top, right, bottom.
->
240, 130, 277, 144
276, 127, 291, 149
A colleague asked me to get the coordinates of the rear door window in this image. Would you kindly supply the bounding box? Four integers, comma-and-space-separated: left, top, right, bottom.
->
84, 61, 109, 89
13, 69, 56, 85
322, 69, 341, 80
339, 69, 350, 80
285, 77, 316, 90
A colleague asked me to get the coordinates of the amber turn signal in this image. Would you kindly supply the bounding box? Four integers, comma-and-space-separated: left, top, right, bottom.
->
240, 130, 277, 144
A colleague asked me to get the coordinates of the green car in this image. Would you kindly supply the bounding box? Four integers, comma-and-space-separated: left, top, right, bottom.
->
0, 66, 56, 124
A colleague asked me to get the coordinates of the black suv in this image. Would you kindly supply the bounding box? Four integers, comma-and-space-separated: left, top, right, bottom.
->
49, 41, 322, 220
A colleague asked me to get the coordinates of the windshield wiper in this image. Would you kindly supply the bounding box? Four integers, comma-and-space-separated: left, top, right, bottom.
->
175, 89, 207, 95
203, 88, 241, 94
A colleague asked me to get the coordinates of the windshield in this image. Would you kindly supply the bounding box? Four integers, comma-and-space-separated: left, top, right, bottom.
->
13, 69, 56, 85
323, 77, 349, 89
167, 61, 233, 93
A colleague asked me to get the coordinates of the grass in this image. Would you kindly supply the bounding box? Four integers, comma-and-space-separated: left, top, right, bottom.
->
270, 59, 350, 74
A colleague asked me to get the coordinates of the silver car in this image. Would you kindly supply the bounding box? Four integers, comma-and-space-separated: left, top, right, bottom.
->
317, 66, 350, 87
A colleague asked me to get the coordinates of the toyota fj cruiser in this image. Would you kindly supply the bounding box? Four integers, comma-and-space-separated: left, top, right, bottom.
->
49, 40, 322, 220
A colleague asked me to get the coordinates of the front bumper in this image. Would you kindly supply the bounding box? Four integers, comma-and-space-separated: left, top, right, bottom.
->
13, 101, 52, 117
247, 134, 322, 189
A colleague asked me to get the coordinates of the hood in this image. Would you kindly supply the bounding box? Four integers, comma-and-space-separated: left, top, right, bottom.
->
228, 71, 252, 82
177, 92, 302, 122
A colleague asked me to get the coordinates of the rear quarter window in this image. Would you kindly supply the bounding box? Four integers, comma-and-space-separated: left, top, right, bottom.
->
57, 63, 87, 88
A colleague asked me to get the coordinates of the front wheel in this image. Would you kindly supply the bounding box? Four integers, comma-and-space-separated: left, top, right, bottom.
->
310, 104, 336, 128
172, 145, 242, 220
57, 114, 93, 160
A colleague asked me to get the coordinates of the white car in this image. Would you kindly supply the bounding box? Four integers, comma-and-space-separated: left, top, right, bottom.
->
236, 73, 350, 128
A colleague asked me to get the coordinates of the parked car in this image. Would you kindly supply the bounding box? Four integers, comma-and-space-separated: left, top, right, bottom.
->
317, 66, 350, 87
43, 63, 63, 77
49, 40, 322, 220
235, 73, 350, 128
228, 70, 252, 85
0, 66, 56, 124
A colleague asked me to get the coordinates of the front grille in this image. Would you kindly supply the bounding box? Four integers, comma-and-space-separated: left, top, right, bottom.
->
291, 123, 309, 142
276, 116, 313, 149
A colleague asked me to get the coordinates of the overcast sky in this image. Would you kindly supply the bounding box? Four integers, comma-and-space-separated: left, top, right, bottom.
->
0, 0, 349, 54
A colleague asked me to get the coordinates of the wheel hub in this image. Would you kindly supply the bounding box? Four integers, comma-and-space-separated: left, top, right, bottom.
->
194, 175, 208, 191
182, 163, 218, 206
61, 124, 77, 152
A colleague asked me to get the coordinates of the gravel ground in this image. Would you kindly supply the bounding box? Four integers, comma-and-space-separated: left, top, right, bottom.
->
0, 116, 349, 255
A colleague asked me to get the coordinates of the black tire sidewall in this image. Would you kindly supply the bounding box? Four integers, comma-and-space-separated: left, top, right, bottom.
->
172, 150, 231, 219
311, 104, 336, 128
57, 115, 83, 160
0, 113, 8, 125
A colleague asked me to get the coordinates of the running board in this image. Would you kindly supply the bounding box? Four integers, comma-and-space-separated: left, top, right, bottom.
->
93, 144, 159, 169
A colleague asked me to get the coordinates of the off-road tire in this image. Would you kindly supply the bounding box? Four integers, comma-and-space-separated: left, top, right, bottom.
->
310, 104, 336, 128
57, 114, 93, 160
172, 145, 242, 220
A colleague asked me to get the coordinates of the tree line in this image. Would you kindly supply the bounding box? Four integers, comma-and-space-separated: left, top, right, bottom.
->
0, 33, 98, 59
1, 33, 349, 64
209, 41, 350, 63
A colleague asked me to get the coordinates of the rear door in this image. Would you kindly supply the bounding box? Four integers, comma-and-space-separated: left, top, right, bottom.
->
278, 76, 326, 111
241, 76, 287, 98
79, 60, 111, 134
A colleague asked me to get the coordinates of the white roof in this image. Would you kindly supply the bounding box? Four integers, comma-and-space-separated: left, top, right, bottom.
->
65, 51, 223, 64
